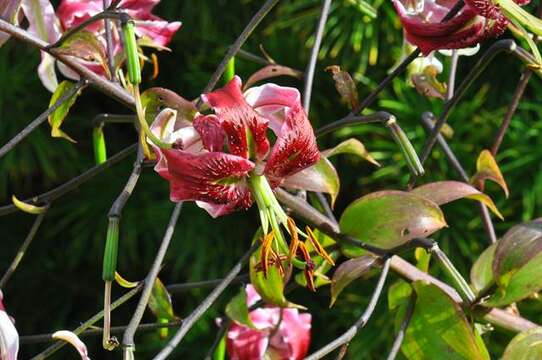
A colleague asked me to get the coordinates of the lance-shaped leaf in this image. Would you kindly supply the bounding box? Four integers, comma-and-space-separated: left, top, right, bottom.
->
52, 331, 90, 360
503, 328, 542, 360
339, 191, 447, 256
244, 65, 303, 90
400, 281, 490, 360
471, 150, 509, 198
330, 255, 378, 307
321, 138, 380, 166
148, 278, 176, 339
410, 181, 503, 220
141, 87, 196, 125
225, 286, 255, 328
282, 157, 339, 207
48, 80, 82, 142
325, 65, 359, 110
21, 0, 62, 92
470, 243, 496, 294
55, 30, 109, 78
483, 219, 542, 306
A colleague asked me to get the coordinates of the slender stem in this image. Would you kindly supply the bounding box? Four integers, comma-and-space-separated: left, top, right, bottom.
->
0, 144, 137, 216
31, 285, 142, 360
385, 292, 416, 360
21, 320, 182, 344
305, 257, 392, 360
122, 202, 183, 358
237, 48, 273, 66
198, 0, 279, 105
102, 281, 118, 350
314, 192, 337, 223
429, 242, 476, 303
446, 50, 459, 101
102, 0, 116, 81
491, 69, 532, 155
0, 79, 87, 159
108, 146, 144, 218
303, 0, 332, 113
93, 114, 135, 126
316, 111, 394, 137
166, 274, 249, 294
0, 210, 48, 288
153, 243, 259, 360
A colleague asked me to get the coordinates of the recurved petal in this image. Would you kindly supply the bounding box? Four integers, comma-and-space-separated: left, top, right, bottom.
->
244, 84, 301, 134
264, 104, 320, 185
0, 293, 18, 360
57, 0, 103, 31
193, 114, 225, 152
202, 76, 270, 159
161, 149, 254, 212
134, 19, 182, 47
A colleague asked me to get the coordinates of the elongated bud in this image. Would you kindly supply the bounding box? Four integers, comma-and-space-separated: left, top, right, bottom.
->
121, 14, 141, 85
223, 57, 235, 85
102, 217, 119, 281
93, 124, 107, 165
386, 117, 425, 176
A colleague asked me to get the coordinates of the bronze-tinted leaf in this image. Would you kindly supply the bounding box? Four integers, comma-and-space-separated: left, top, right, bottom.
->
244, 65, 303, 89
321, 138, 380, 166
56, 30, 109, 77
330, 255, 378, 307
470, 243, 496, 294
141, 87, 196, 125
471, 150, 509, 197
325, 65, 359, 110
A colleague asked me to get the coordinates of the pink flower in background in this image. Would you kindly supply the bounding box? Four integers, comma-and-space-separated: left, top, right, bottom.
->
226, 285, 311, 360
150, 76, 321, 218
57, 0, 182, 48
0, 291, 19, 360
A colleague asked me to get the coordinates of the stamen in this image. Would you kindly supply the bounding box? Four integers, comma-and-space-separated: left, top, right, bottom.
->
151, 53, 159, 80
259, 231, 274, 278
306, 227, 335, 266
287, 217, 299, 258
297, 242, 316, 291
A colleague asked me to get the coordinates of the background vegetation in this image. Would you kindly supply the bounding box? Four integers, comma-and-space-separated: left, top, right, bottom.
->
1, 0, 541, 358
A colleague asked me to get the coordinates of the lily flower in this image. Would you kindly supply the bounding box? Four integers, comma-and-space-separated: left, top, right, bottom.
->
226, 285, 311, 360
392, 0, 509, 54
0, 291, 19, 360
149, 76, 334, 285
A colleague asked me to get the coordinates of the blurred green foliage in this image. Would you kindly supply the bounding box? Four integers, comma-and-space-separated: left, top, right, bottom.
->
1, 0, 541, 358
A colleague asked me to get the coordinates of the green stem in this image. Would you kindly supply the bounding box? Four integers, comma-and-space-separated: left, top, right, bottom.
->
431, 244, 476, 303
499, 0, 542, 36
133, 86, 172, 149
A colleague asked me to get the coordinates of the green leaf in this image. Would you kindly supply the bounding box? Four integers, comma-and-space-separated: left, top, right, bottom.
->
148, 278, 175, 321
339, 191, 447, 256
281, 157, 339, 207
321, 138, 380, 166
213, 333, 227, 360
388, 280, 412, 310
330, 255, 378, 307
56, 30, 109, 77
401, 281, 490, 360
225, 286, 255, 328
470, 243, 496, 294
471, 150, 509, 198
483, 219, 542, 306
141, 87, 196, 125
503, 328, 542, 360
48, 80, 82, 142
411, 181, 503, 219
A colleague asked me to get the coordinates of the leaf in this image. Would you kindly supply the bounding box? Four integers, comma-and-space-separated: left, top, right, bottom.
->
401, 281, 490, 360
469, 243, 496, 294
471, 150, 509, 198
503, 328, 542, 360
483, 219, 542, 306
56, 30, 109, 77
281, 157, 339, 207
148, 278, 175, 321
415, 248, 431, 273
411, 66, 447, 100
339, 191, 447, 256
141, 87, 196, 125
48, 80, 82, 142
244, 65, 303, 89
388, 280, 412, 310
114, 272, 139, 289
330, 255, 378, 307
325, 65, 359, 110
11, 195, 47, 214
321, 138, 380, 167
225, 287, 255, 328
411, 181, 503, 220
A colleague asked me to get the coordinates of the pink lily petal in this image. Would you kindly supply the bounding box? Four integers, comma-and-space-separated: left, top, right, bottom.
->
0, 0, 22, 47
244, 83, 301, 135
193, 114, 225, 152
463, 0, 530, 19
0, 292, 19, 360
268, 310, 311, 360
202, 76, 270, 160
226, 323, 270, 360
264, 103, 320, 186
52, 330, 90, 360
134, 19, 182, 47
57, 0, 104, 32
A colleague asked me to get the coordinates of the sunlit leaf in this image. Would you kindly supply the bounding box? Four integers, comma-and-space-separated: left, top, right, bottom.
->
470, 243, 496, 294
114, 272, 139, 289
225, 286, 255, 328
471, 150, 509, 198
282, 157, 339, 207
48, 80, 82, 142
401, 281, 490, 360
325, 65, 359, 110
244, 64, 303, 89
411, 181, 503, 220
388, 280, 412, 310
330, 255, 378, 307
339, 191, 446, 256
249, 245, 291, 308
11, 195, 47, 214
484, 219, 542, 306
147, 278, 176, 338
56, 30, 109, 77
321, 138, 380, 166
503, 328, 542, 360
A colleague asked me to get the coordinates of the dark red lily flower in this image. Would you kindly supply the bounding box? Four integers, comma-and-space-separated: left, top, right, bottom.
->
392, 0, 509, 54
150, 76, 320, 218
